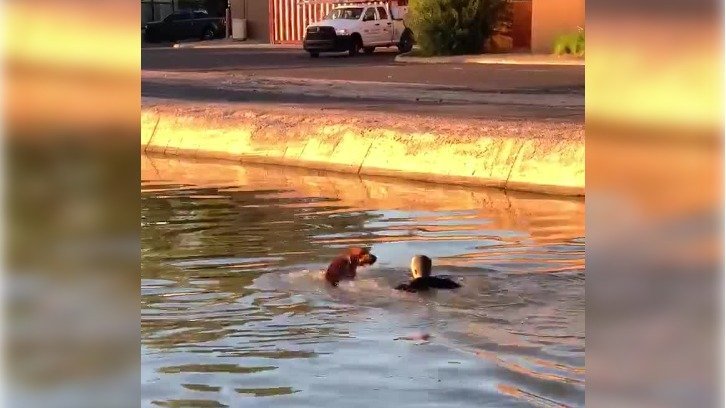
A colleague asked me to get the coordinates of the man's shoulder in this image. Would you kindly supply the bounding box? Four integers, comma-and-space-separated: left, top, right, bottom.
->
427, 276, 461, 289
395, 278, 427, 292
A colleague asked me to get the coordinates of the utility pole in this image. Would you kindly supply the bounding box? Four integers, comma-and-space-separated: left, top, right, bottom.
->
226, 0, 232, 38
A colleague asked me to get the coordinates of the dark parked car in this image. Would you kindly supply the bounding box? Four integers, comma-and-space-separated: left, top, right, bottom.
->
144, 10, 226, 42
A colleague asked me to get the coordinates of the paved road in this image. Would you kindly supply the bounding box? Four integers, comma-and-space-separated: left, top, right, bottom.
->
142, 47, 584, 121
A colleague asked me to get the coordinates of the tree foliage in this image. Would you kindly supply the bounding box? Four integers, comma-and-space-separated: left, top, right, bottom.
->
406, 0, 508, 56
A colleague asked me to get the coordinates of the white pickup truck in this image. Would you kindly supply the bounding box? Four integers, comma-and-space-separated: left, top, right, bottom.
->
302, 2, 413, 58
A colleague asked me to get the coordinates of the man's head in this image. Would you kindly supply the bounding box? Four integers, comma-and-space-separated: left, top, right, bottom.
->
410, 255, 432, 278
347, 247, 377, 267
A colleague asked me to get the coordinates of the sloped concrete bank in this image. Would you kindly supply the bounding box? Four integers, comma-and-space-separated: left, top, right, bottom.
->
141, 101, 584, 196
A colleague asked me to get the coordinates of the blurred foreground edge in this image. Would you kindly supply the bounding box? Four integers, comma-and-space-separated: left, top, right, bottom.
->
6, 1, 141, 408
586, 7, 723, 408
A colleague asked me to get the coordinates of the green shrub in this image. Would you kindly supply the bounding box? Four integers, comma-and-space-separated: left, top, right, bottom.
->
553, 28, 585, 56
406, 0, 508, 56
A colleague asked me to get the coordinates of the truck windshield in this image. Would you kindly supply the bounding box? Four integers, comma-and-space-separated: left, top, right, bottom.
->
324, 7, 363, 20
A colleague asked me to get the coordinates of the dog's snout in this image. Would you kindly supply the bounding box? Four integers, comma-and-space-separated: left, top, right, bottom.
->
368, 254, 377, 264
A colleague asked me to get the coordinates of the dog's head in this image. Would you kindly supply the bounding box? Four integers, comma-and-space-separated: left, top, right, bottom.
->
347, 247, 377, 267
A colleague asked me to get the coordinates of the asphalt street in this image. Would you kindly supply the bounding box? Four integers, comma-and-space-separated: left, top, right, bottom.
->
142, 47, 585, 121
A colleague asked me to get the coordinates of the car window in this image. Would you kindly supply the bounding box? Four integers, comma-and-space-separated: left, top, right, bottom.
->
377, 7, 388, 20
362, 7, 376, 21
193, 11, 208, 19
324, 7, 363, 20
173, 11, 192, 20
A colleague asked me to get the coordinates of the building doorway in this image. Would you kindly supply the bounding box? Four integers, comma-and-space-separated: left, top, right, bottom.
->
508, 0, 532, 51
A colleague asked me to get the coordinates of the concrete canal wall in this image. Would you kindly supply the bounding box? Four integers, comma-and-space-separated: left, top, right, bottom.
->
141, 101, 584, 196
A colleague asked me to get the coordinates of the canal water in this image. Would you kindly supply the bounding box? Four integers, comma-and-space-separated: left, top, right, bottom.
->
141, 155, 585, 408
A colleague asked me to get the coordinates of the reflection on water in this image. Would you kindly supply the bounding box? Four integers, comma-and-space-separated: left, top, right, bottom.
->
142, 155, 585, 408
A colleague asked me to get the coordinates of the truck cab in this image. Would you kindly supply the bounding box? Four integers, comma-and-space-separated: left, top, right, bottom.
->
144, 9, 226, 43
303, 2, 413, 58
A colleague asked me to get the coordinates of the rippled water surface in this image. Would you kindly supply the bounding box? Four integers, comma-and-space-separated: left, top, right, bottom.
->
141, 155, 585, 408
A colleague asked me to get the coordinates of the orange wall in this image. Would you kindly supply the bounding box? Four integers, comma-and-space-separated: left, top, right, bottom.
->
531, 0, 584, 53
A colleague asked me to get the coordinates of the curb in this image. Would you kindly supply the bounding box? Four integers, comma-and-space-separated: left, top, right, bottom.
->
142, 41, 299, 50
141, 103, 584, 197
171, 41, 299, 50
395, 53, 585, 66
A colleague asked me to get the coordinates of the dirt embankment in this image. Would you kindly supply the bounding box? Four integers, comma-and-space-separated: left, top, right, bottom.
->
141, 100, 584, 196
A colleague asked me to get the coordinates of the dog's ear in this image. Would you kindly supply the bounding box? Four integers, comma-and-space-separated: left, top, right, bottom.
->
347, 247, 370, 257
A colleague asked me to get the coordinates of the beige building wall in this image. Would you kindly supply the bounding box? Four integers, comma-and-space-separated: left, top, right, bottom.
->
230, 0, 271, 42
531, 0, 584, 53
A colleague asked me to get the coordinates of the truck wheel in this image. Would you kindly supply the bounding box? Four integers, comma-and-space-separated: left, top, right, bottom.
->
144, 31, 160, 43
363, 46, 375, 55
201, 27, 215, 41
348, 36, 362, 56
309, 52, 320, 58
398, 30, 414, 53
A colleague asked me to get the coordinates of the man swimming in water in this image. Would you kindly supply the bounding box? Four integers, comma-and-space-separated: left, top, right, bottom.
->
394, 255, 461, 292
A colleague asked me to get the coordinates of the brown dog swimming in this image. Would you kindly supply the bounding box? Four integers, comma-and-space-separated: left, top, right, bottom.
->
324, 247, 377, 287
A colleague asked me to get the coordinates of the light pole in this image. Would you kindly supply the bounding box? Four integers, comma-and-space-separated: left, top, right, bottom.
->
226, 0, 232, 37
